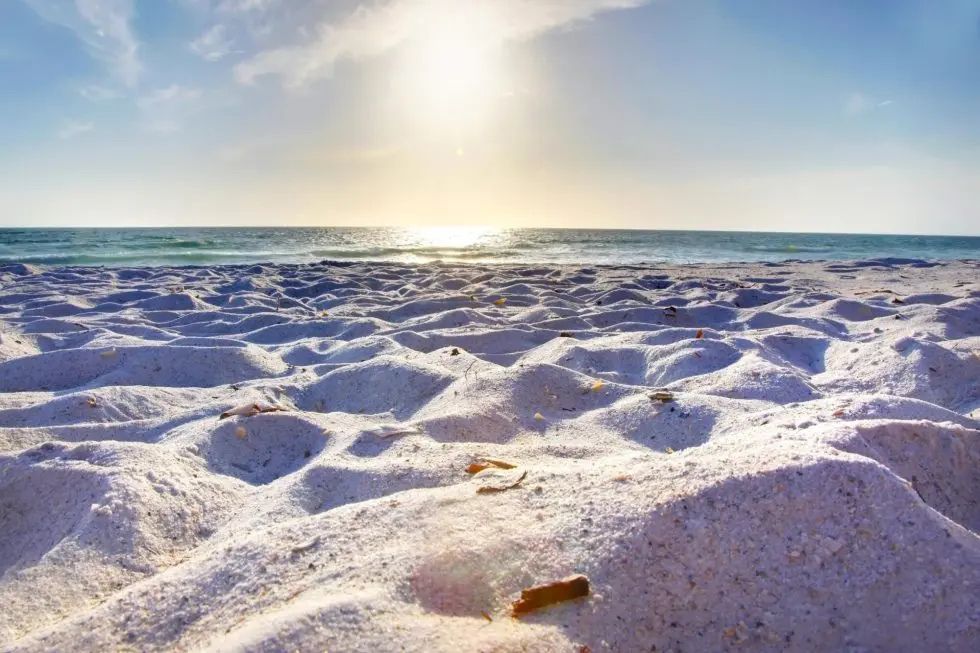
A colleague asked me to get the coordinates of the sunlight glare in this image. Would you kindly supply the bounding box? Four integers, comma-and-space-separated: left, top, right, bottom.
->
394, 7, 505, 133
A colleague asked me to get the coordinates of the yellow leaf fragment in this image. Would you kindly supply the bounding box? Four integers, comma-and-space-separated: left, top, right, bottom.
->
590, 379, 605, 392
511, 574, 590, 616
466, 459, 517, 474
534, 412, 544, 421
493, 297, 507, 306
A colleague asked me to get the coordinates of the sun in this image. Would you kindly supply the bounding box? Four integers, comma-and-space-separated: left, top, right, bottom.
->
392, 7, 505, 134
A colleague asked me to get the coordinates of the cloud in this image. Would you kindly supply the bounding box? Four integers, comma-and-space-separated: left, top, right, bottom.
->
843, 92, 894, 117
24, 0, 141, 86
137, 84, 203, 132
234, 0, 648, 87
190, 24, 236, 61
57, 120, 95, 139
78, 83, 122, 101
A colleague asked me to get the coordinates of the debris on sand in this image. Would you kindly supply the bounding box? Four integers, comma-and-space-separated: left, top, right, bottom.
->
477, 470, 528, 494
219, 403, 287, 420
511, 574, 590, 616
367, 424, 424, 439
650, 391, 675, 403
466, 459, 517, 474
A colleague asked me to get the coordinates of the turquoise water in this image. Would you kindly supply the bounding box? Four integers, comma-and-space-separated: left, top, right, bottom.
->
0, 227, 978, 266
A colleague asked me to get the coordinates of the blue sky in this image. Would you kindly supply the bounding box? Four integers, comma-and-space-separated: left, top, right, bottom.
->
1, 0, 979, 234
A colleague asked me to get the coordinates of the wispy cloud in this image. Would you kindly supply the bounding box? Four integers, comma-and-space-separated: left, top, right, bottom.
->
24, 0, 141, 86
190, 24, 236, 61
138, 84, 203, 132
234, 0, 648, 87
843, 92, 894, 117
57, 119, 94, 139
78, 83, 122, 101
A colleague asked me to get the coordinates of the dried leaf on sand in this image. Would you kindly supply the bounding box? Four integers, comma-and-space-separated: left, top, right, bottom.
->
219, 403, 287, 420
650, 391, 675, 403
477, 470, 527, 494
466, 459, 517, 474
511, 574, 590, 616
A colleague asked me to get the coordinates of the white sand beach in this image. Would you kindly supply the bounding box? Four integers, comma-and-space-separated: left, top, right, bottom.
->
0, 258, 978, 652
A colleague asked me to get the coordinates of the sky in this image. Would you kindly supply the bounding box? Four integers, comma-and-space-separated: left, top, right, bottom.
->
1, 0, 979, 235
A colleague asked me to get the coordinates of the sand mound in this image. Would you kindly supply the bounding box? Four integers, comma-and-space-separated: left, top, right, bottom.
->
0, 259, 977, 651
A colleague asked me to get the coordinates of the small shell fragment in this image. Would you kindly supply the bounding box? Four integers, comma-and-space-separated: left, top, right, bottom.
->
367, 424, 424, 439
534, 412, 544, 421
234, 426, 247, 439
511, 574, 590, 616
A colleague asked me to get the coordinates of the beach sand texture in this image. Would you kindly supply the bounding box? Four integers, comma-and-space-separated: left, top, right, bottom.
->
0, 258, 978, 652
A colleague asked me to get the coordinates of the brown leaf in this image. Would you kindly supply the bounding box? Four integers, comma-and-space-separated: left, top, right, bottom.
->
480, 610, 493, 623
650, 391, 675, 403
219, 403, 287, 420
220, 403, 260, 419
832, 409, 846, 418
477, 470, 528, 494
466, 459, 517, 474
695, 329, 704, 339
512, 574, 590, 616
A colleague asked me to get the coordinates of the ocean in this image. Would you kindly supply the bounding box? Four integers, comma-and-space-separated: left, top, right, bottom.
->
1, 227, 978, 267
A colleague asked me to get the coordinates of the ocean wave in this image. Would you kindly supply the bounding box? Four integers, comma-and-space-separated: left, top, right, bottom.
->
308, 246, 519, 260
0, 250, 261, 265
743, 245, 835, 254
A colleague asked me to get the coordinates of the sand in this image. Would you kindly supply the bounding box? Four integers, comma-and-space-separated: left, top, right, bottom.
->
0, 257, 978, 652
